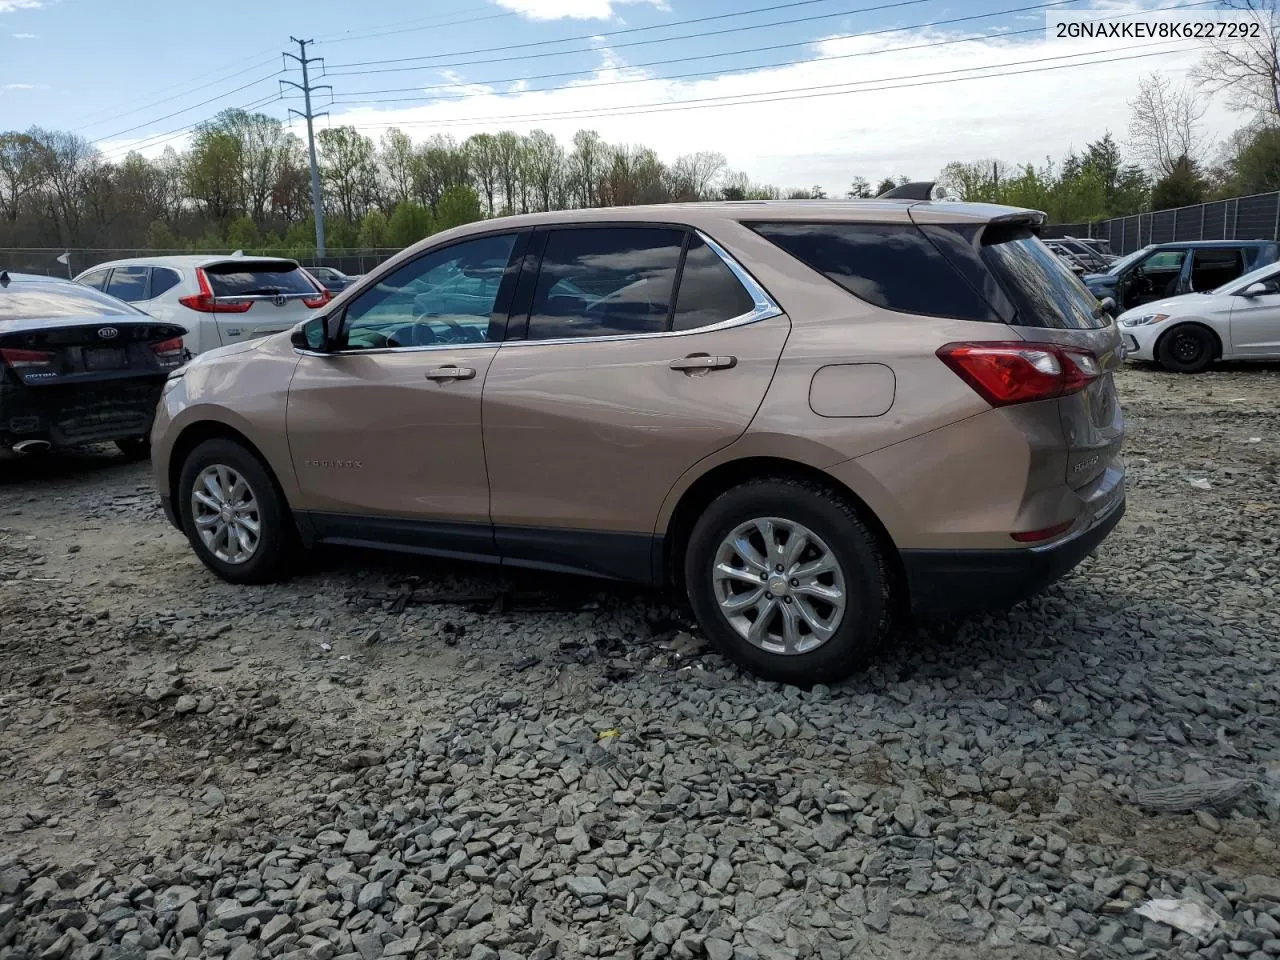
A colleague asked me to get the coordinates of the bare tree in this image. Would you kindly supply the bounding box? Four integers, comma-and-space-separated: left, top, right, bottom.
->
0, 132, 39, 223
464, 133, 499, 216
522, 130, 563, 212
379, 128, 415, 206
1192, 0, 1280, 119
1127, 73, 1209, 177
569, 130, 605, 207
492, 131, 522, 214
668, 151, 727, 200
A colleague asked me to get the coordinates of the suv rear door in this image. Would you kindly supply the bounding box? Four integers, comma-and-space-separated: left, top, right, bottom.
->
480, 223, 790, 581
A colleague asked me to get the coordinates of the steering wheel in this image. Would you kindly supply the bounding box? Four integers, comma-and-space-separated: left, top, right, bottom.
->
415, 312, 470, 340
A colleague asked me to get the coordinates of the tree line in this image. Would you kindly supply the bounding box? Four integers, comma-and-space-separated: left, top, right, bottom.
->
6, 0, 1280, 255
0, 115, 815, 256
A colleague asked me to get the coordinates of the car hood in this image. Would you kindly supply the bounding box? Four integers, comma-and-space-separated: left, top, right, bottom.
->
1119, 292, 1234, 320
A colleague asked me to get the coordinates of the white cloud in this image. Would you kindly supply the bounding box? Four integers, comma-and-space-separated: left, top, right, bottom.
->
493, 0, 667, 22
11, 31, 37, 37
1, 82, 42, 91
0, 0, 42, 12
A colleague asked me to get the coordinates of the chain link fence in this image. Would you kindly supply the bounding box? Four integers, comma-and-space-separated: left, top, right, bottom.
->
1041, 191, 1280, 254
0, 248, 403, 279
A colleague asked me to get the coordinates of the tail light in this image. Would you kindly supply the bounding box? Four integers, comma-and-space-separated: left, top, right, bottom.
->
1, 347, 56, 371
936, 341, 1101, 407
150, 335, 185, 368
1011, 519, 1074, 543
178, 268, 252, 314
302, 288, 331, 309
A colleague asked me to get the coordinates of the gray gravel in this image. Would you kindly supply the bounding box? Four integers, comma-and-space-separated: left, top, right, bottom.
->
1, 362, 1279, 960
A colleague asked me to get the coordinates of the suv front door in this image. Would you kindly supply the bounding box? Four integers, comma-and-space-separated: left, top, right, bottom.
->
1120, 248, 1187, 310
285, 231, 526, 556
481, 224, 791, 582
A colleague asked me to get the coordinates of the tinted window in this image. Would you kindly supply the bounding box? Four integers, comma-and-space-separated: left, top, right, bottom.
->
1191, 248, 1244, 291
527, 227, 683, 340
105, 266, 149, 302
204, 260, 318, 297
1140, 250, 1186, 272
151, 267, 181, 298
672, 236, 756, 331
750, 222, 999, 322
78, 269, 109, 291
980, 225, 1107, 330
342, 233, 517, 349
0, 281, 144, 321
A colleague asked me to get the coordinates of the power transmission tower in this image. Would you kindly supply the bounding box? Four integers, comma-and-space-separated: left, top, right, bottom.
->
282, 38, 331, 258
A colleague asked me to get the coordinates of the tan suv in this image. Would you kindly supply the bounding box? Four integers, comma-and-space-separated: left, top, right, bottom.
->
152, 196, 1126, 685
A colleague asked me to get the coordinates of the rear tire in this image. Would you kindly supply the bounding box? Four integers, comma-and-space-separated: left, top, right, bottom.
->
177, 438, 296, 584
683, 477, 893, 686
1156, 323, 1215, 373
115, 437, 150, 461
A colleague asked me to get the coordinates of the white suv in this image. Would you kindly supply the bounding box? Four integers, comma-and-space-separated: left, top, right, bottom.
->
74, 255, 332, 356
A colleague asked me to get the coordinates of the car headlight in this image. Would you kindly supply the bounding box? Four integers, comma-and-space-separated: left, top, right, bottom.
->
1118, 313, 1168, 328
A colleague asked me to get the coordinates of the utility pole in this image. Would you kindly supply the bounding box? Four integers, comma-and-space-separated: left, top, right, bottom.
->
282, 38, 331, 258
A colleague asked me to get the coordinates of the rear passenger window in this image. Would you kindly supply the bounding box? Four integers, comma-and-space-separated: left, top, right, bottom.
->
106, 266, 149, 302
749, 222, 999, 322
150, 267, 182, 298
78, 269, 110, 291
527, 227, 683, 340
672, 236, 756, 331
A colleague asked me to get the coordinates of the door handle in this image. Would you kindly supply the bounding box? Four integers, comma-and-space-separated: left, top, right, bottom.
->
425, 365, 476, 381
669, 354, 737, 372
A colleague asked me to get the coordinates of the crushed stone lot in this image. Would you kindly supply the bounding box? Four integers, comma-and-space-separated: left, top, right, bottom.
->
2, 363, 1279, 960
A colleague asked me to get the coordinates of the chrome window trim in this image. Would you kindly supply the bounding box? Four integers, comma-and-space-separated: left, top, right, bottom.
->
293, 227, 783, 357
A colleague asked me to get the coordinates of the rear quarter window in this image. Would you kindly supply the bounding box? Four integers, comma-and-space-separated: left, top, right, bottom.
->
978, 224, 1108, 330
748, 221, 1000, 323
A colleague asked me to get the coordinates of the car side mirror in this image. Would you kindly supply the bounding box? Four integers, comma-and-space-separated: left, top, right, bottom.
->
1240, 281, 1270, 298
292, 315, 329, 352
1098, 296, 1116, 316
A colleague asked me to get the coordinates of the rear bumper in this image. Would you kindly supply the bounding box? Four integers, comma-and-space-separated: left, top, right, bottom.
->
1, 379, 164, 450
900, 494, 1125, 618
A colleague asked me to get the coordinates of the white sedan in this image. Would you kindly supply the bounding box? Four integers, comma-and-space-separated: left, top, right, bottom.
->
1116, 260, 1280, 372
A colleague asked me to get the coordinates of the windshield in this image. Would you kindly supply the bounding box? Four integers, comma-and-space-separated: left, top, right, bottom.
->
1214, 259, 1280, 295
0, 280, 145, 321
1106, 246, 1155, 276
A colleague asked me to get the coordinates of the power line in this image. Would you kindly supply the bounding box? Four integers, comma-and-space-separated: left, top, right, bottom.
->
97, 93, 284, 162
332, 0, 1082, 103
90, 71, 283, 146
345, 41, 1191, 131
328, 0, 1213, 107
326, 0, 936, 75
317, 8, 521, 46
69, 54, 282, 134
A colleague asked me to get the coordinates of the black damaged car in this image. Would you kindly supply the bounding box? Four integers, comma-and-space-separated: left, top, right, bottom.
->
0, 271, 187, 458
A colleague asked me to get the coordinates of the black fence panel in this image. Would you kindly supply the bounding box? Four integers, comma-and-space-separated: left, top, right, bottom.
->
1202, 201, 1228, 240
1236, 193, 1279, 240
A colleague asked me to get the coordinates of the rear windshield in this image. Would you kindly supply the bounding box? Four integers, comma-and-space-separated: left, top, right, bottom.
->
980, 225, 1108, 329
0, 281, 143, 321
204, 260, 317, 297
749, 221, 1001, 323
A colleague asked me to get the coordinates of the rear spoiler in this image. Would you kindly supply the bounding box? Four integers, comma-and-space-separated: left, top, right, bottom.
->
876, 180, 959, 201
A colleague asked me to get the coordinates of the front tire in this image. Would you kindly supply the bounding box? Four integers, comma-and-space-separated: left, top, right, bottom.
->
684, 478, 893, 686
177, 438, 295, 584
1157, 324, 1215, 373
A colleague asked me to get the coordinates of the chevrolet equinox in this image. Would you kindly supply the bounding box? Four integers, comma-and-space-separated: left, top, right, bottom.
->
152, 197, 1126, 685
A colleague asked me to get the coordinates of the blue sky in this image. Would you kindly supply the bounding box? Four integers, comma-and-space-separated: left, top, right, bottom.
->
0, 0, 1241, 192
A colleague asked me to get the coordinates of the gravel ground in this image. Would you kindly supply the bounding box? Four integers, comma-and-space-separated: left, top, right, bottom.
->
2, 362, 1279, 960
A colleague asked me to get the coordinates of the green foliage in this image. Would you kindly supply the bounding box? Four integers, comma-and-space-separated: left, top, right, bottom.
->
1227, 127, 1280, 195
358, 209, 390, 248
433, 186, 483, 232
1150, 156, 1207, 210
326, 218, 360, 249
225, 214, 261, 249
387, 201, 433, 248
